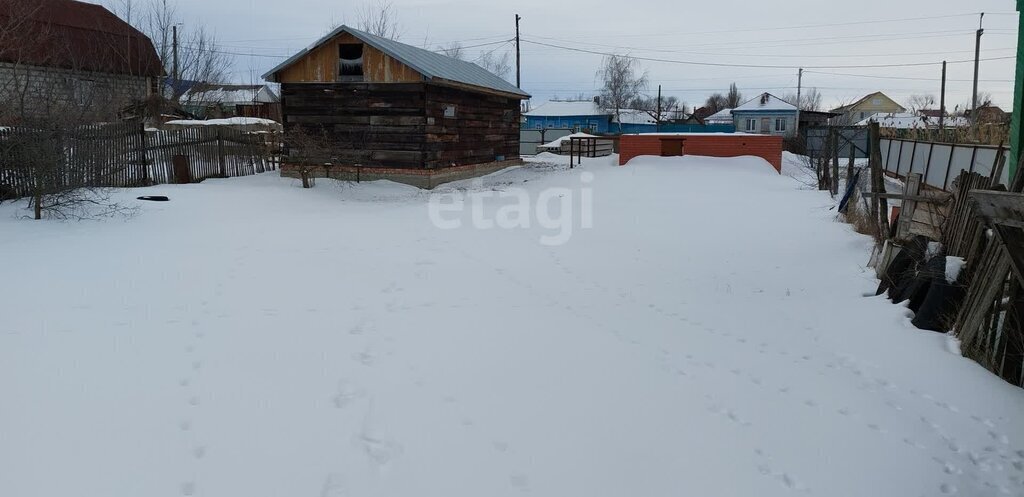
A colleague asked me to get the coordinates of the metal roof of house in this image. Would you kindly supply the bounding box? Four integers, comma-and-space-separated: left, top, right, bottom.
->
0, 0, 163, 77
263, 25, 529, 99
830, 92, 906, 114
704, 108, 733, 122
525, 101, 607, 117
732, 93, 797, 113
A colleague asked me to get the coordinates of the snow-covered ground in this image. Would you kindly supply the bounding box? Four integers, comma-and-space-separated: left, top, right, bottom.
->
2, 153, 1023, 497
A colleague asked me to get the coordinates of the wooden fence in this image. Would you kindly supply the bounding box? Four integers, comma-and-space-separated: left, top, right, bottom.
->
0, 120, 279, 200
941, 173, 1024, 387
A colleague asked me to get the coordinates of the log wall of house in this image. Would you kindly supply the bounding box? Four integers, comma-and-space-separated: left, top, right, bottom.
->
424, 83, 521, 168
283, 82, 428, 169
282, 82, 521, 170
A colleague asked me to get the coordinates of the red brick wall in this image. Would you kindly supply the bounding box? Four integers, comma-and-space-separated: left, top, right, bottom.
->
618, 134, 784, 173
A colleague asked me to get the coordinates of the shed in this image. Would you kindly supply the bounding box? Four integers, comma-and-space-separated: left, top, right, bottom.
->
263, 25, 530, 188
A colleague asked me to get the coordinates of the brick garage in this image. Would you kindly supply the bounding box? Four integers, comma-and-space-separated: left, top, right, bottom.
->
618, 134, 784, 172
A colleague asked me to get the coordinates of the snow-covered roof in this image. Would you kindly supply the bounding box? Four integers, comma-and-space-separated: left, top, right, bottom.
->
855, 112, 970, 129
615, 109, 655, 125
732, 93, 797, 113
525, 101, 608, 117
183, 85, 279, 105
164, 117, 281, 127
538, 132, 598, 149
705, 108, 733, 123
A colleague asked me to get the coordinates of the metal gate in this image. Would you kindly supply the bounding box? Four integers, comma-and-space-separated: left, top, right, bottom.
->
804, 126, 869, 160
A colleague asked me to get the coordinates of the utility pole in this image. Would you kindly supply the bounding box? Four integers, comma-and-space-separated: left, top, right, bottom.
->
972, 13, 985, 123
939, 60, 947, 132
514, 14, 522, 89
656, 85, 662, 132
795, 68, 803, 134
172, 24, 180, 97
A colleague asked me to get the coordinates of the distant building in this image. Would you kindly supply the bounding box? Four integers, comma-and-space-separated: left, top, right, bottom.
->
523, 100, 663, 133
704, 108, 733, 125
524, 100, 612, 132
691, 106, 715, 122
972, 104, 1010, 125
181, 83, 281, 121
830, 92, 906, 125
731, 93, 798, 137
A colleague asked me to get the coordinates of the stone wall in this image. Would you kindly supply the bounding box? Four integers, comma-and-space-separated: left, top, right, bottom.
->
0, 62, 153, 123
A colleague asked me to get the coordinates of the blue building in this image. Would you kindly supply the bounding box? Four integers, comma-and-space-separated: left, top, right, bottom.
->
524, 100, 735, 134
523, 100, 614, 133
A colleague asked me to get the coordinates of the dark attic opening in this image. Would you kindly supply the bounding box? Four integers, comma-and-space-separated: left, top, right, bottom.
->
339, 43, 364, 80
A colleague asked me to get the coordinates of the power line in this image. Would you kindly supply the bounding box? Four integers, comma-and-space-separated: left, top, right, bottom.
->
520, 39, 1015, 70
804, 70, 1015, 83
536, 12, 990, 40
522, 33, 1016, 59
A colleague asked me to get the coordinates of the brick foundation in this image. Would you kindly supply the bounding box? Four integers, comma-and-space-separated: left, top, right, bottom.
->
281, 159, 525, 189
618, 134, 784, 172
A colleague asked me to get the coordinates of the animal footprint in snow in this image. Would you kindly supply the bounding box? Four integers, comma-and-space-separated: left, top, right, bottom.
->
355, 433, 402, 467
509, 474, 531, 492
333, 382, 363, 409
352, 351, 375, 366
192, 446, 207, 459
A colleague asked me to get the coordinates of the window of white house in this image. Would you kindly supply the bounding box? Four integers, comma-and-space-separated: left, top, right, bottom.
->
775, 118, 787, 132
745, 119, 757, 131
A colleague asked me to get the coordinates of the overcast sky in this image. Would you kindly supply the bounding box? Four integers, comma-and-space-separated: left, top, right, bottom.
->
103, 0, 1020, 111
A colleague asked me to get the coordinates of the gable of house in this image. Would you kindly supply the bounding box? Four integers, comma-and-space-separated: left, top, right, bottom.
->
831, 92, 906, 122
263, 26, 528, 99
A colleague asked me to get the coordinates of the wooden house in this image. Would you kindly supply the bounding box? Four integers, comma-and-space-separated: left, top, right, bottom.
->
263, 26, 530, 188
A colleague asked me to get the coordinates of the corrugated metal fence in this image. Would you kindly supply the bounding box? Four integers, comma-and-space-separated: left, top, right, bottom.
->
520, 128, 573, 156
880, 138, 1009, 191
0, 121, 278, 200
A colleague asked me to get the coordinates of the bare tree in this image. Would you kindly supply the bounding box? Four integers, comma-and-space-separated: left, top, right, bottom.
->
725, 83, 742, 109
139, 0, 231, 100
437, 41, 512, 81
0, 0, 142, 218
358, 0, 400, 40
596, 55, 648, 132
632, 95, 684, 123
437, 42, 464, 60
782, 88, 823, 112
704, 93, 727, 114
906, 94, 937, 114
476, 49, 512, 81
